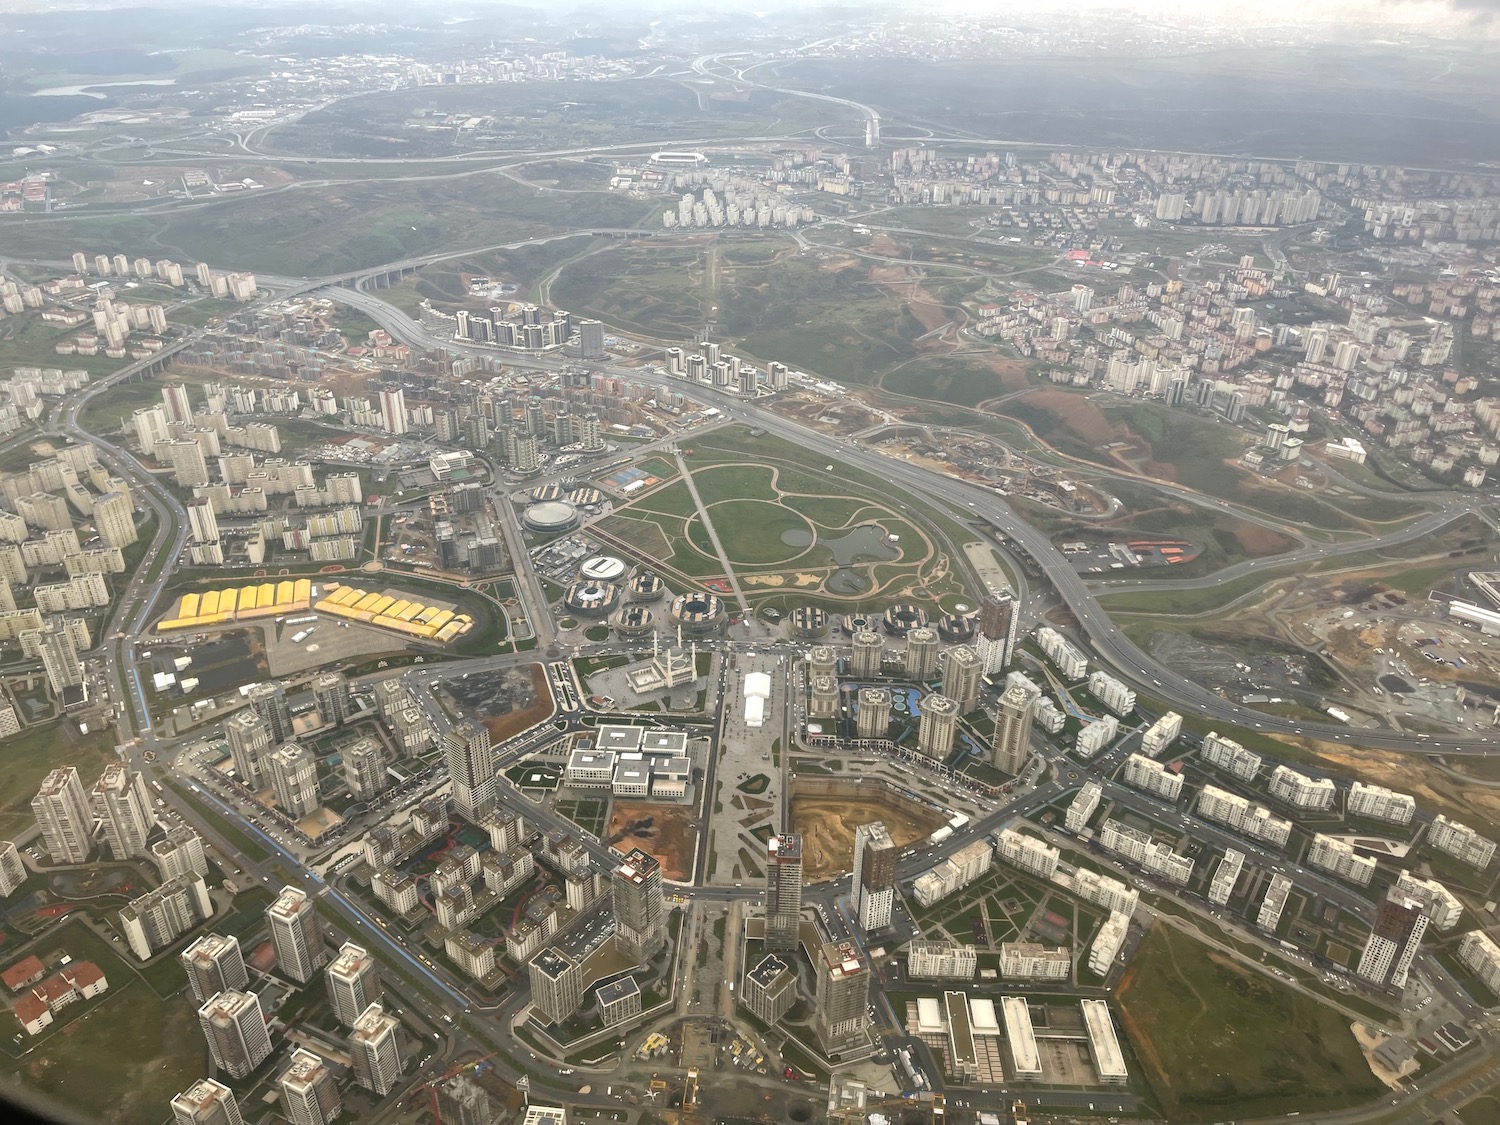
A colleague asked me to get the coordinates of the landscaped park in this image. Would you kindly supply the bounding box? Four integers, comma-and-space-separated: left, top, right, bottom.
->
593, 427, 979, 614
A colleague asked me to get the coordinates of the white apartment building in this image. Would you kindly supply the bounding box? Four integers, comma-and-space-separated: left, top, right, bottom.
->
1036, 626, 1088, 680
1458, 930, 1500, 994
1196, 785, 1293, 847
907, 941, 978, 980
1208, 849, 1244, 906
1065, 782, 1102, 833
912, 840, 994, 907
1087, 671, 1135, 717
1428, 815, 1497, 869
1099, 820, 1194, 885
1306, 835, 1377, 887
1121, 754, 1183, 801
995, 828, 1060, 879
1200, 731, 1262, 781
1357, 891, 1429, 990
1087, 911, 1130, 976
1269, 764, 1336, 811
1074, 715, 1120, 759
1140, 712, 1182, 758
1394, 870, 1463, 930
1347, 782, 1416, 826
999, 943, 1070, 981
1257, 874, 1293, 931
1068, 868, 1140, 918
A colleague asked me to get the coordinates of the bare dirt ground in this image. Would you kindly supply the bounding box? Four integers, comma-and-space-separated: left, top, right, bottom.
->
604, 801, 699, 882
1234, 524, 1294, 556
481, 664, 553, 743
791, 792, 947, 881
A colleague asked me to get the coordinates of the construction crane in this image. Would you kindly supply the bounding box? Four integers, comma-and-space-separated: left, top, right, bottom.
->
645, 1070, 702, 1125
410, 1051, 498, 1125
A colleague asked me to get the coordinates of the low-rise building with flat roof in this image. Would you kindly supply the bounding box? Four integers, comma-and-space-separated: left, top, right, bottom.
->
1081, 1000, 1128, 1085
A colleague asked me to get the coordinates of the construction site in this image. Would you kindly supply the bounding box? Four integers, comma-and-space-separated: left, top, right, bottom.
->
791, 777, 950, 881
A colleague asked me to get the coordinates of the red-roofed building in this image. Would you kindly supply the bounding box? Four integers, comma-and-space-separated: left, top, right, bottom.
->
13, 993, 52, 1036
31, 975, 78, 1011
247, 940, 278, 975
61, 962, 107, 999
2, 956, 45, 992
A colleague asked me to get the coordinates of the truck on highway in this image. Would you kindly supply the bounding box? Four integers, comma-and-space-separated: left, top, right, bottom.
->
928, 826, 953, 845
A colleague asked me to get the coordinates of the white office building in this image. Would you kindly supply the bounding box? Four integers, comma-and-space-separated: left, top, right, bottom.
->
1080, 1000, 1129, 1086
1001, 996, 1042, 1079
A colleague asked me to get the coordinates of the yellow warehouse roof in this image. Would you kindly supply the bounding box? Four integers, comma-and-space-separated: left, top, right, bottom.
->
201, 591, 220, 615
180, 594, 200, 618
275, 581, 295, 605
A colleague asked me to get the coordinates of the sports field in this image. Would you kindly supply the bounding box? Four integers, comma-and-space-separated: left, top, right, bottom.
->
1116, 923, 1383, 1121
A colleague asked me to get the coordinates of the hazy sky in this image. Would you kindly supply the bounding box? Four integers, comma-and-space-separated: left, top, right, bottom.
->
1, 0, 1498, 31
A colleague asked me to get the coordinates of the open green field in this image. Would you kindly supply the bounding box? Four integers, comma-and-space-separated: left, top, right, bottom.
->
0, 722, 118, 840
0, 314, 129, 378
0, 173, 657, 278
550, 233, 1028, 405
76, 377, 165, 437
0, 919, 206, 1124
264, 78, 859, 158
1461, 1093, 1500, 1125
1117, 923, 1384, 1121
514, 158, 618, 191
